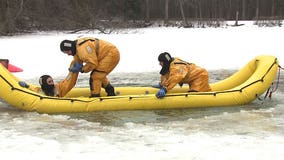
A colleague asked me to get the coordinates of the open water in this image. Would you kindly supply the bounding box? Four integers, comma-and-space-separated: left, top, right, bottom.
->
0, 70, 284, 160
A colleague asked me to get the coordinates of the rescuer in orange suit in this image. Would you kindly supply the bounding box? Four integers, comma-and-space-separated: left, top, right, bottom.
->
154, 52, 211, 98
59, 37, 120, 97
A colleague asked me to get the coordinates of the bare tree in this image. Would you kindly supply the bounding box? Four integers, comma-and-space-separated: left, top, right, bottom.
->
255, 0, 260, 20
178, 0, 187, 25
145, 0, 150, 23
164, 0, 169, 25
271, 0, 275, 17
241, 0, 246, 20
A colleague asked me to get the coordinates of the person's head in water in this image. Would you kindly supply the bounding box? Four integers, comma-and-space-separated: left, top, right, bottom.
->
39, 75, 55, 96
158, 52, 173, 75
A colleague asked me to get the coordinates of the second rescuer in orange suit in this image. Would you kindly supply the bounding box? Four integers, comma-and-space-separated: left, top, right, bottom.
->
60, 37, 120, 97
155, 52, 211, 98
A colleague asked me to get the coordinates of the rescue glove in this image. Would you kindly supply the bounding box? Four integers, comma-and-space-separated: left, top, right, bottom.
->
152, 83, 162, 89
156, 87, 167, 98
18, 81, 29, 88
69, 62, 83, 73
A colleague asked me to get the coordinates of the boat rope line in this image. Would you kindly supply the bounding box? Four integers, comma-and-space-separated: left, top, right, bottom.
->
0, 58, 278, 103
262, 64, 284, 100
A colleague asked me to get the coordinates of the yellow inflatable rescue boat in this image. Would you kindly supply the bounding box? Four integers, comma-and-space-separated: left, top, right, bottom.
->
0, 55, 279, 113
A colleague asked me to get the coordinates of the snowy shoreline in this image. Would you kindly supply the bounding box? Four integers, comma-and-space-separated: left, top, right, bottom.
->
1, 21, 284, 79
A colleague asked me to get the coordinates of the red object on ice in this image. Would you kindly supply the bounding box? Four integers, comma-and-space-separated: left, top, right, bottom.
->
8, 63, 23, 72
0, 59, 23, 72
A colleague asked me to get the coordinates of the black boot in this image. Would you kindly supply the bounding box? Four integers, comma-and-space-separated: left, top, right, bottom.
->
89, 93, 100, 98
105, 84, 115, 96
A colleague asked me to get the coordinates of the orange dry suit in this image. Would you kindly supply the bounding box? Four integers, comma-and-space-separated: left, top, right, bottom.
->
160, 58, 211, 92
70, 37, 120, 96
28, 72, 79, 97
55, 72, 79, 97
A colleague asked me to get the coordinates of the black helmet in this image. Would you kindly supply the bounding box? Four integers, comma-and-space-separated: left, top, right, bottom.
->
158, 52, 173, 75
60, 40, 76, 55
158, 52, 172, 63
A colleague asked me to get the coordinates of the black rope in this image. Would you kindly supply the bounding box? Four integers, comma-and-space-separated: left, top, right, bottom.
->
258, 63, 283, 101
267, 64, 283, 97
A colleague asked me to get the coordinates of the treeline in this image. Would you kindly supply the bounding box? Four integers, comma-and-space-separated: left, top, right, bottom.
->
1, 0, 284, 35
